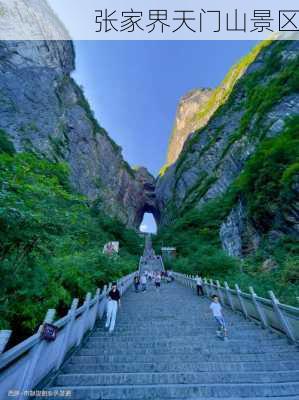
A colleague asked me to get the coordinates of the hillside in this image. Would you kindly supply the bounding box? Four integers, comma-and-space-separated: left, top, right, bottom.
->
155, 40, 299, 304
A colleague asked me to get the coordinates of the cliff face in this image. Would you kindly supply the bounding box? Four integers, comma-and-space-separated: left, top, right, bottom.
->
163, 42, 270, 172
0, 1, 157, 229
156, 40, 299, 257
1, 1, 298, 252
165, 89, 213, 167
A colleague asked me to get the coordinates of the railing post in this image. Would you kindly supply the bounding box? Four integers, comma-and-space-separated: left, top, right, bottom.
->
90, 289, 100, 330
224, 282, 235, 310
18, 309, 56, 400
99, 285, 108, 319
120, 281, 125, 296
216, 280, 225, 305
209, 279, 215, 295
235, 284, 248, 319
268, 291, 296, 343
0, 330, 12, 354
76, 292, 91, 346
56, 298, 78, 370
249, 286, 268, 328
203, 278, 209, 297
194, 275, 197, 291
92, 288, 101, 326
192, 276, 196, 289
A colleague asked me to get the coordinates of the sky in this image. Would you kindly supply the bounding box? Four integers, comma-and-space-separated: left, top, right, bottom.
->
73, 40, 258, 232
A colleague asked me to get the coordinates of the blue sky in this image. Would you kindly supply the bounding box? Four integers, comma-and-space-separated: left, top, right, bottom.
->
73, 41, 258, 232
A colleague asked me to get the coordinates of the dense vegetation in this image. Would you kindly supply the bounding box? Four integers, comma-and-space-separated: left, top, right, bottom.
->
0, 133, 141, 344
154, 117, 299, 306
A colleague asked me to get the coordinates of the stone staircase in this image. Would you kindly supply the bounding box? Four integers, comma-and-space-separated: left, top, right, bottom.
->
46, 277, 299, 399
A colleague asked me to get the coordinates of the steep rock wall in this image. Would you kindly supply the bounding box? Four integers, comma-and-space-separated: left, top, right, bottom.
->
156, 40, 299, 256
0, 1, 157, 229
165, 89, 213, 167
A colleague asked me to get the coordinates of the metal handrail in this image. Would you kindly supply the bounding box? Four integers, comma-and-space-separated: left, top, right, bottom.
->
173, 271, 299, 344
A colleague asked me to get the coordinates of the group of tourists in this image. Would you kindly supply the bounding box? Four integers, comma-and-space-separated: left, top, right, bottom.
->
133, 270, 174, 293
134, 271, 159, 292
104, 273, 227, 340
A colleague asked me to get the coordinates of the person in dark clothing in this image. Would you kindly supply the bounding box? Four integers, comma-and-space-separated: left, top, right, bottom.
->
196, 276, 204, 296
134, 275, 140, 292
105, 282, 121, 333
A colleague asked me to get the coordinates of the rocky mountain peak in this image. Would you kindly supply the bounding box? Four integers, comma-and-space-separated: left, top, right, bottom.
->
166, 88, 213, 167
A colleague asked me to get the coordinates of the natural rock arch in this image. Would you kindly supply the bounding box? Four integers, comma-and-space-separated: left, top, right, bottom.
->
132, 168, 160, 230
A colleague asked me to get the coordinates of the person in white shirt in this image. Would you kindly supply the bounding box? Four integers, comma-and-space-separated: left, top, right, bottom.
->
195, 276, 204, 296
154, 273, 161, 292
140, 274, 147, 292
209, 295, 228, 340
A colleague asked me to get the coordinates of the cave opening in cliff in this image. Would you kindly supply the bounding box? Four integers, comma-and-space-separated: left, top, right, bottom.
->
139, 213, 157, 234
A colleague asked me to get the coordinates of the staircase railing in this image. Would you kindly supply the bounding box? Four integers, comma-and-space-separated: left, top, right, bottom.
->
158, 255, 165, 272
138, 256, 143, 274
173, 272, 299, 344
0, 271, 136, 400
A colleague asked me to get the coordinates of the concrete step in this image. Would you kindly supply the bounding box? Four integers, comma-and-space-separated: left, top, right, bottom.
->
55, 371, 299, 386
63, 360, 299, 374
47, 382, 299, 399
91, 329, 265, 338
101, 317, 251, 324
69, 351, 299, 364
78, 344, 295, 356
91, 327, 272, 337
85, 338, 285, 349
45, 277, 299, 400
91, 327, 278, 337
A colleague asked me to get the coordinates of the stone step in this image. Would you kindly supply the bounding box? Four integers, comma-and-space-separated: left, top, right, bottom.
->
113, 319, 247, 324
94, 322, 267, 331
143, 398, 299, 400
47, 382, 299, 399
78, 344, 295, 356
87, 333, 282, 343
69, 351, 299, 364
46, 278, 299, 400
63, 360, 299, 374
94, 320, 268, 336
91, 327, 279, 336
97, 323, 255, 330
55, 371, 299, 386
85, 338, 284, 348
91, 329, 262, 338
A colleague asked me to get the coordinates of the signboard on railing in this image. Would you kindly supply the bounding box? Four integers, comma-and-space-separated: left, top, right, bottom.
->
161, 247, 176, 260
103, 241, 119, 255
